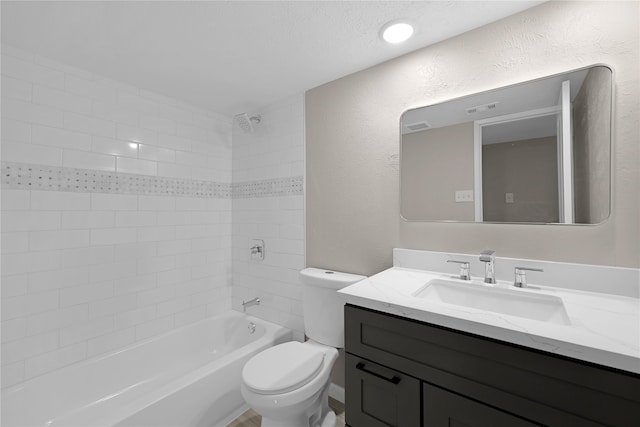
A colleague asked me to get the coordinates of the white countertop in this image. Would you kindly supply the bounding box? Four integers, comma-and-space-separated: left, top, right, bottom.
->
340, 266, 640, 374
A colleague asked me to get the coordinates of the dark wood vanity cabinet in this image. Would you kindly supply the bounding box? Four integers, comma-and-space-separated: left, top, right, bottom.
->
344, 304, 640, 427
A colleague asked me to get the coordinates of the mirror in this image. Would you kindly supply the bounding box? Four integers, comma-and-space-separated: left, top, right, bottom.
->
400, 65, 612, 224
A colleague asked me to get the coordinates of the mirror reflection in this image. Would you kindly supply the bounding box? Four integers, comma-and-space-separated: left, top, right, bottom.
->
400, 65, 612, 224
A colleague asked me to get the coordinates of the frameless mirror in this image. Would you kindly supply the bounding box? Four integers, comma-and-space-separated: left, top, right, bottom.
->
400, 65, 612, 224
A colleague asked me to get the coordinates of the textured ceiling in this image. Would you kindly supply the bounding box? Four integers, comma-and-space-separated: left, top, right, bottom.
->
1, 1, 544, 116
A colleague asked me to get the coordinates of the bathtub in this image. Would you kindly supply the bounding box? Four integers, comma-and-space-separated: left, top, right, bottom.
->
2, 311, 291, 427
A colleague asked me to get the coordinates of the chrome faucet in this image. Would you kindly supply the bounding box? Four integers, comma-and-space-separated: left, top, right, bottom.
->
479, 250, 496, 284
242, 297, 260, 312
447, 260, 470, 280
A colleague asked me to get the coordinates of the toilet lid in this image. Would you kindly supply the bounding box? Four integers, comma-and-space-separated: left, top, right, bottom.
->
243, 341, 325, 395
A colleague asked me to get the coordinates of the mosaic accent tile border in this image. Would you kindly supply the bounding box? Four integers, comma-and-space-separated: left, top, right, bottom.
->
1, 162, 303, 199
233, 176, 304, 198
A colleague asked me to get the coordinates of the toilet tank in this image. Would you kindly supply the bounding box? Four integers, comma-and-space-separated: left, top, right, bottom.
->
300, 268, 366, 348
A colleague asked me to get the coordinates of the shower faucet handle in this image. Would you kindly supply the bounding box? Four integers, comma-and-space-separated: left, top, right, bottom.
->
447, 260, 470, 280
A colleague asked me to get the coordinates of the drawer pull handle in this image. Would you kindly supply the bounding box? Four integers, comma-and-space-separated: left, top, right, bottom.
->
355, 362, 401, 384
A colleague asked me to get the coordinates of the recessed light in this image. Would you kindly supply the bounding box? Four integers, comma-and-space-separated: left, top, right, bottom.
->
381, 21, 414, 44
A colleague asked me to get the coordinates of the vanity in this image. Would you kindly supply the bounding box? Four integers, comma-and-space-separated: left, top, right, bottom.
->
339, 249, 640, 427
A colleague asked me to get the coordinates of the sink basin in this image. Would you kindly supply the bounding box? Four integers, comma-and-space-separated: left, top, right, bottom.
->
412, 279, 571, 325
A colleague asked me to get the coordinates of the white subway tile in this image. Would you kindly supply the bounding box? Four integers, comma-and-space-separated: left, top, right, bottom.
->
157, 267, 191, 287
92, 136, 138, 157
63, 112, 115, 138
1, 141, 63, 166
92, 100, 138, 126
1, 251, 61, 276
156, 211, 191, 226
2, 211, 61, 232
88, 294, 137, 319
28, 266, 89, 292
1, 330, 58, 364
91, 227, 137, 246
157, 296, 190, 317
137, 285, 175, 306
26, 305, 88, 336
1, 55, 65, 89
29, 229, 90, 251
1, 361, 25, 388
138, 195, 175, 211
91, 193, 137, 211
33, 55, 93, 80
112, 243, 157, 263
135, 315, 173, 341
1, 274, 28, 298
25, 342, 87, 379
87, 328, 135, 358
117, 90, 159, 115
174, 306, 206, 328
2, 98, 64, 127
59, 316, 113, 347
114, 273, 157, 295
116, 124, 157, 145
61, 211, 114, 229
2, 75, 32, 101
1, 118, 31, 143
140, 114, 176, 134
1, 291, 59, 320
1, 232, 29, 253
2, 318, 27, 343
156, 239, 191, 256
137, 255, 175, 274
137, 225, 175, 242
63, 149, 115, 171
138, 144, 175, 162
176, 197, 206, 212
89, 262, 137, 283
114, 306, 156, 330
157, 162, 191, 179
157, 133, 191, 151
2, 189, 30, 210
65, 75, 116, 103
60, 281, 114, 307
33, 85, 92, 115
60, 246, 114, 268
31, 190, 90, 210
116, 157, 157, 176
175, 150, 207, 168
115, 211, 156, 227
32, 124, 91, 151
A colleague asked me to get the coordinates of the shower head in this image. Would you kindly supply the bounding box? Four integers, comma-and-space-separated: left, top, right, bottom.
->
234, 113, 261, 133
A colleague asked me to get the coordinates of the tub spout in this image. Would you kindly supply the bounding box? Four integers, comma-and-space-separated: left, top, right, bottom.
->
242, 297, 260, 312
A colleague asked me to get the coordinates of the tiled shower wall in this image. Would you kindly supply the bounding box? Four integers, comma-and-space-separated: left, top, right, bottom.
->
0, 45, 234, 388
231, 95, 306, 342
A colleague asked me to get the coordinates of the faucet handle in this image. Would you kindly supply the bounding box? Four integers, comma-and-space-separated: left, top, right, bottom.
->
514, 266, 544, 288
479, 249, 495, 262
447, 260, 470, 280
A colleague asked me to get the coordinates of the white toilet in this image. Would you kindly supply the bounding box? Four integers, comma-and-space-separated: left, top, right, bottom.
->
241, 268, 366, 427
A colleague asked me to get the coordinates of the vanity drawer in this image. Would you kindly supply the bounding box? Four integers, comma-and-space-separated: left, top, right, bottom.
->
345, 353, 420, 427
345, 304, 640, 426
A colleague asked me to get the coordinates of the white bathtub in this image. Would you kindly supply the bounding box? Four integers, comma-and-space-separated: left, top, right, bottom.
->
2, 311, 291, 427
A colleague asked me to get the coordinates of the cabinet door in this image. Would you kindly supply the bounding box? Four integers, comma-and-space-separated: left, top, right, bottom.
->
423, 383, 540, 427
345, 354, 421, 427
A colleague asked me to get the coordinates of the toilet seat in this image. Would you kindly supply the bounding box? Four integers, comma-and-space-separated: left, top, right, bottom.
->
242, 342, 325, 395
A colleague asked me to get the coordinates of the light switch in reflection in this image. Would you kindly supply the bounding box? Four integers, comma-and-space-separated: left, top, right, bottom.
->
505, 193, 515, 204
455, 190, 473, 202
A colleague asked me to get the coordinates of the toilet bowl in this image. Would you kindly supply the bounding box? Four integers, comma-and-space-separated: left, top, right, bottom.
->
240, 268, 366, 427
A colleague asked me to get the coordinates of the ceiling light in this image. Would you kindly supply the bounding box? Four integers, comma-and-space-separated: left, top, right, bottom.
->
381, 21, 414, 44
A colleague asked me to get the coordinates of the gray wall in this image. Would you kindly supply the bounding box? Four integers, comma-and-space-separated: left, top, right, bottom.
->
482, 137, 559, 223
306, 0, 639, 276
573, 66, 612, 224
401, 122, 474, 221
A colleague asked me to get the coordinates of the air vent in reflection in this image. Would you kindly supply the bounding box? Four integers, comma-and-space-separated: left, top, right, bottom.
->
404, 121, 432, 133
466, 102, 499, 115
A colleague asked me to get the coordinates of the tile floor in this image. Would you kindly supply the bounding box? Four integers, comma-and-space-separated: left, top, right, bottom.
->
227, 398, 346, 427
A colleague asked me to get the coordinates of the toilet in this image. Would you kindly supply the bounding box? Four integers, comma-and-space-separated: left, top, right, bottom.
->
241, 268, 366, 427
